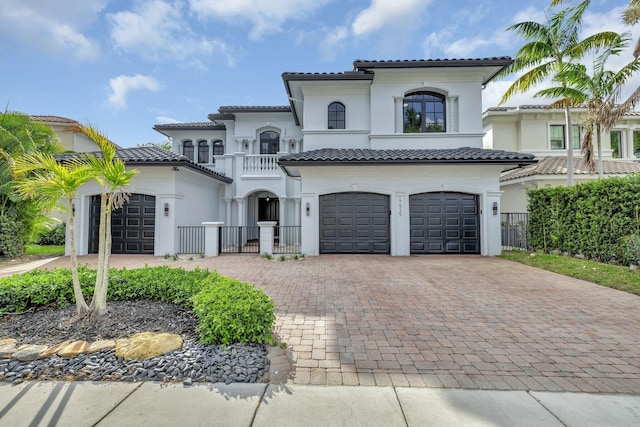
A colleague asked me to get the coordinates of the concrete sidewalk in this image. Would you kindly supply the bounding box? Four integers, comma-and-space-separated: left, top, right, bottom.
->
0, 258, 60, 278
1, 381, 639, 427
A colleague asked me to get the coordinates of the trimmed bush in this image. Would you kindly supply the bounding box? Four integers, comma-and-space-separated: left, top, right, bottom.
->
193, 276, 276, 346
0, 211, 26, 259
528, 175, 640, 263
0, 266, 276, 347
36, 222, 66, 245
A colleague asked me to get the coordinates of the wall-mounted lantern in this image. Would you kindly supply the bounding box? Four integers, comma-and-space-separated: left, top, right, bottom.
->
306, 202, 310, 216
164, 203, 170, 216
492, 202, 498, 215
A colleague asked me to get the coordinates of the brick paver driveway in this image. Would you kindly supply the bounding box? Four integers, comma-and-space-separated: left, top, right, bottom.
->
45, 254, 640, 392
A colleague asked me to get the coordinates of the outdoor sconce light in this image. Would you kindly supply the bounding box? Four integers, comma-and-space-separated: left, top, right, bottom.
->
72, 204, 75, 216
164, 203, 169, 216
306, 202, 310, 216
492, 202, 498, 215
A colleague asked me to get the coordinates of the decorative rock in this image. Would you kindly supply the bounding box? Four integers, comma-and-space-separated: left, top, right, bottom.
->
13, 345, 49, 362
40, 341, 72, 359
58, 341, 90, 357
115, 332, 183, 361
0, 343, 17, 358
0, 338, 17, 346
87, 340, 116, 354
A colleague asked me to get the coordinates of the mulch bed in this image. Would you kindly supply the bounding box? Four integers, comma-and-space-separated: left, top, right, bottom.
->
0, 300, 199, 345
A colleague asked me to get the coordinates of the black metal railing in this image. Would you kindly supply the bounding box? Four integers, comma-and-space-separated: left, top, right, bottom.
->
219, 226, 260, 254
501, 213, 530, 251
273, 226, 301, 254
177, 226, 205, 254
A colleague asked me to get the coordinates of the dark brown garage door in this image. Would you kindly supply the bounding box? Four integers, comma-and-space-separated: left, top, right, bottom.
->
319, 192, 390, 254
89, 194, 155, 254
410, 192, 479, 254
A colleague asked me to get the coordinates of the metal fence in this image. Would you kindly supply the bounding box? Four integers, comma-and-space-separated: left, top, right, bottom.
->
501, 212, 530, 251
273, 226, 302, 254
177, 226, 205, 254
219, 226, 260, 254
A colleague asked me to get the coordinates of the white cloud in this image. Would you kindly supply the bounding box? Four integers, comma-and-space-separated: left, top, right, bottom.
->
109, 0, 235, 67
189, 0, 331, 41
319, 27, 349, 61
351, 0, 431, 36
0, 0, 104, 60
108, 74, 163, 109
155, 116, 181, 124
444, 30, 512, 58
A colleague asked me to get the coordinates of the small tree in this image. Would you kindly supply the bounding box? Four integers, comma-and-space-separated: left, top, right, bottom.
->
11, 152, 96, 314
77, 125, 137, 316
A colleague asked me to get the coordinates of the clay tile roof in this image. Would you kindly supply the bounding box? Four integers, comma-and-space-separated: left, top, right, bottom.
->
217, 106, 291, 113
153, 122, 226, 135
31, 115, 79, 124
56, 146, 232, 183
500, 156, 640, 182
279, 147, 536, 164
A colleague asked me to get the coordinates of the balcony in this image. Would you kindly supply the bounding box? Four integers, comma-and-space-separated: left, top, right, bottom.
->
242, 154, 281, 177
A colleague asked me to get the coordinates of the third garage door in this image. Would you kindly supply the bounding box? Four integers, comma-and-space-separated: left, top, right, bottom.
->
319, 192, 390, 254
410, 192, 479, 254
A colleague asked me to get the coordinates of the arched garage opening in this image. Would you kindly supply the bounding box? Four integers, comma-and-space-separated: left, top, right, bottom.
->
410, 192, 479, 254
319, 192, 390, 254
89, 194, 155, 254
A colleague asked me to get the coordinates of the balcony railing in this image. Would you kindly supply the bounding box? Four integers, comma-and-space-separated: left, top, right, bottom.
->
243, 155, 280, 175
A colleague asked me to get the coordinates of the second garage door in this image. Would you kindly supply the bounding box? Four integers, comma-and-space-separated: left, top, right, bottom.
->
319, 192, 390, 254
410, 192, 479, 254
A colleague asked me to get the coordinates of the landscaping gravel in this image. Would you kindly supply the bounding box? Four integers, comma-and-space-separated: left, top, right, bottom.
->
0, 300, 271, 385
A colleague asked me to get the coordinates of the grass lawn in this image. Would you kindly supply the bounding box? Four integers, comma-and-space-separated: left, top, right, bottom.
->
26, 244, 65, 256
500, 250, 640, 296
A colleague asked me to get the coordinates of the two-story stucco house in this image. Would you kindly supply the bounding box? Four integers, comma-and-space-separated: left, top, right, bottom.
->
69, 58, 536, 257
483, 106, 640, 212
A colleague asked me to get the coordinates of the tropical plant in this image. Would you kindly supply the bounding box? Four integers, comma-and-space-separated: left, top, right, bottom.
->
499, 0, 620, 185
536, 33, 640, 175
75, 124, 137, 316
11, 151, 96, 314
0, 111, 64, 257
622, 0, 640, 57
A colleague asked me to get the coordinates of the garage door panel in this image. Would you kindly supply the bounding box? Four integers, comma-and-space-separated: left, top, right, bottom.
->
89, 194, 155, 254
319, 192, 390, 254
410, 192, 479, 254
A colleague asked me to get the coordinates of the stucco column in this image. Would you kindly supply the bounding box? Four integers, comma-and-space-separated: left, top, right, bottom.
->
300, 193, 317, 256
202, 222, 223, 257
392, 192, 410, 256
485, 191, 502, 256
294, 197, 301, 227
224, 197, 233, 226
257, 221, 277, 256
235, 197, 246, 226
278, 196, 287, 227
627, 129, 636, 158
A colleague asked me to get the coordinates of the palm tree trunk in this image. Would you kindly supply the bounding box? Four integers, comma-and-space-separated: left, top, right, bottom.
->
93, 194, 113, 316
596, 124, 603, 177
67, 197, 88, 314
90, 191, 107, 315
565, 106, 574, 185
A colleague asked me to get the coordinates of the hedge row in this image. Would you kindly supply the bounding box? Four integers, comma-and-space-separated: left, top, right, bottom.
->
0, 266, 276, 346
528, 175, 640, 263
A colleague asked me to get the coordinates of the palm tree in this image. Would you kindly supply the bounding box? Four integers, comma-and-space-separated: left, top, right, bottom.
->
622, 0, 640, 57
10, 152, 96, 314
499, 0, 620, 185
536, 33, 640, 175
75, 124, 137, 316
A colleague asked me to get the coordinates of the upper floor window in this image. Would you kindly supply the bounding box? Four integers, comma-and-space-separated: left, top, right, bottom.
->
260, 131, 279, 154
198, 140, 209, 163
550, 124, 581, 150
212, 140, 224, 156
182, 140, 194, 161
328, 102, 345, 129
610, 130, 621, 158
403, 92, 445, 133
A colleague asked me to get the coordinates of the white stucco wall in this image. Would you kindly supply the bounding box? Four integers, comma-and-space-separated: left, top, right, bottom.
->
69, 166, 226, 256
295, 164, 505, 257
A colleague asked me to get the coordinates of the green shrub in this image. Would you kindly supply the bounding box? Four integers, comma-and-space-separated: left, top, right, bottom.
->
35, 222, 66, 245
0, 211, 26, 259
193, 276, 276, 346
619, 234, 640, 266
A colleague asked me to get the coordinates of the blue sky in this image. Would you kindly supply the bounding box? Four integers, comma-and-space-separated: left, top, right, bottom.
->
1, 0, 636, 147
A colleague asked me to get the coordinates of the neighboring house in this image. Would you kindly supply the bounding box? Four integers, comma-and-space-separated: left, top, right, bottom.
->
32, 116, 102, 152
483, 106, 640, 212
70, 58, 536, 257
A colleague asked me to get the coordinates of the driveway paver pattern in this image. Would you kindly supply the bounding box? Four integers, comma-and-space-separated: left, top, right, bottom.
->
41, 254, 640, 392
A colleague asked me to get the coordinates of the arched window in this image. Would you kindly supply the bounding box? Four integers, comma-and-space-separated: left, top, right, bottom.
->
260, 131, 279, 154
197, 140, 209, 163
403, 92, 445, 133
328, 102, 345, 129
212, 140, 224, 156
182, 140, 194, 160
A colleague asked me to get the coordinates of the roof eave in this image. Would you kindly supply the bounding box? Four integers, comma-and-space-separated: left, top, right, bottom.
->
278, 159, 538, 167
